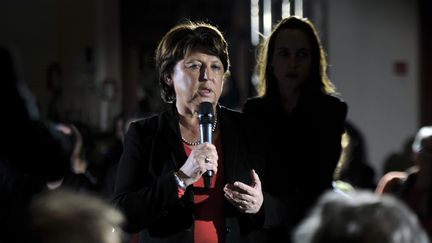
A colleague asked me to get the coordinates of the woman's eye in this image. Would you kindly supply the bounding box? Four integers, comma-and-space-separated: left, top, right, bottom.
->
186, 63, 201, 69
278, 50, 288, 56
297, 50, 309, 58
211, 65, 222, 71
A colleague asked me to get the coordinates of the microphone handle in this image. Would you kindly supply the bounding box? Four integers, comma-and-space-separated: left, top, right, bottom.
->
200, 122, 214, 187
200, 123, 212, 144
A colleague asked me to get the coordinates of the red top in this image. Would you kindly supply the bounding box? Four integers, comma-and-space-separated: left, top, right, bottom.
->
182, 135, 225, 243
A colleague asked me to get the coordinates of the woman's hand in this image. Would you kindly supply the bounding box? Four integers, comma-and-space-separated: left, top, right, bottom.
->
223, 169, 263, 214
178, 142, 218, 187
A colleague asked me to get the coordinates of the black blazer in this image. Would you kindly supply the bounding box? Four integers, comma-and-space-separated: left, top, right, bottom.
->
113, 104, 284, 243
244, 94, 348, 238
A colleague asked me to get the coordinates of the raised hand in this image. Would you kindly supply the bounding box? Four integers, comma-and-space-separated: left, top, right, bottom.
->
223, 169, 263, 214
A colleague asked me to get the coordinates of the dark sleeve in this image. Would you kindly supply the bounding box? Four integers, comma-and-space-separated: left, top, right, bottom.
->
232, 177, 290, 242
289, 99, 348, 229
316, 99, 348, 190
237, 106, 288, 232
236, 192, 287, 235
112, 122, 182, 233
243, 192, 287, 232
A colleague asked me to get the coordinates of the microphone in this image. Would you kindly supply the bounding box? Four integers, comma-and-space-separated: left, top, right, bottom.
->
198, 102, 214, 188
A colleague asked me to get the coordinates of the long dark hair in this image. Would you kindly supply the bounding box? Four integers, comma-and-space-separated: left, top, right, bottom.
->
256, 16, 335, 99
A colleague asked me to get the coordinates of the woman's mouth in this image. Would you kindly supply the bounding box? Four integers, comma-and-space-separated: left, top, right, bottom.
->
285, 73, 298, 78
198, 88, 212, 97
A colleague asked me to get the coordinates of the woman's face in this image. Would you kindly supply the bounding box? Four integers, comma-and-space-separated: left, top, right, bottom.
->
169, 50, 225, 113
271, 28, 312, 95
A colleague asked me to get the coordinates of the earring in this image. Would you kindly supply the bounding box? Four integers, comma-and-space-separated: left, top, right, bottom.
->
166, 77, 173, 85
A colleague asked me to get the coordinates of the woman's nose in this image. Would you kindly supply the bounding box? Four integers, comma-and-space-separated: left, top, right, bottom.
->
287, 56, 299, 68
200, 67, 210, 81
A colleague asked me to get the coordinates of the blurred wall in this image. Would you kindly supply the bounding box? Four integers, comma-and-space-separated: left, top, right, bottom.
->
327, 0, 419, 178
0, 0, 121, 132
0, 0, 57, 115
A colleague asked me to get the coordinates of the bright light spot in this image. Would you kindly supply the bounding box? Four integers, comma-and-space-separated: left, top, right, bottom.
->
263, 0, 272, 36
251, 0, 260, 45
282, 0, 290, 18
295, 0, 303, 17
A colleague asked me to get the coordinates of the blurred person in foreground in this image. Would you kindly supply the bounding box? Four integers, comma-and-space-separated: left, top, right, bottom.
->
294, 190, 429, 243
376, 126, 432, 238
243, 16, 347, 241
28, 189, 124, 243
113, 21, 282, 243
0, 45, 70, 243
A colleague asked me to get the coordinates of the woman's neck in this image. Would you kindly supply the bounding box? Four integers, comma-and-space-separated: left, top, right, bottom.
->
177, 105, 201, 146
279, 89, 301, 114
178, 109, 199, 130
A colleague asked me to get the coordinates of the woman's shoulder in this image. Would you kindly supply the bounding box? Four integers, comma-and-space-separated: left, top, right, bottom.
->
376, 171, 408, 195
319, 94, 348, 114
126, 111, 169, 137
242, 96, 268, 114
124, 110, 179, 149
321, 93, 346, 106
128, 113, 160, 129
244, 96, 265, 105
218, 104, 244, 120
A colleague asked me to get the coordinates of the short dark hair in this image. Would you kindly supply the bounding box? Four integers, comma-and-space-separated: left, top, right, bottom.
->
155, 21, 230, 103
257, 16, 335, 97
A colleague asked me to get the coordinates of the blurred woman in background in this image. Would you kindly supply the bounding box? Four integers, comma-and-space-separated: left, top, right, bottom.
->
243, 16, 348, 241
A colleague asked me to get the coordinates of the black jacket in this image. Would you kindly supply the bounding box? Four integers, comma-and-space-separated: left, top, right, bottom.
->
113, 104, 284, 243
244, 94, 348, 238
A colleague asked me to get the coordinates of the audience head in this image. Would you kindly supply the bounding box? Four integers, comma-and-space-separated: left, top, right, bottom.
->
29, 190, 124, 243
294, 190, 429, 243
155, 20, 230, 103
412, 126, 432, 154
256, 16, 335, 98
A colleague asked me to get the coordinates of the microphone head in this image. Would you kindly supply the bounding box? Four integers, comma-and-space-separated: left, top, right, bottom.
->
198, 102, 213, 125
